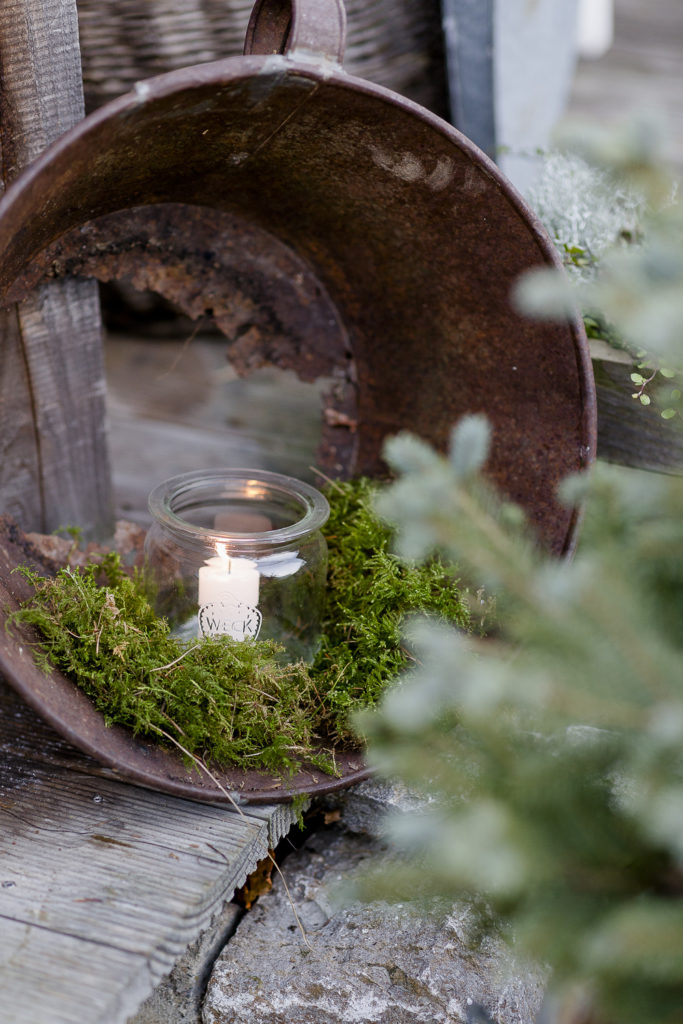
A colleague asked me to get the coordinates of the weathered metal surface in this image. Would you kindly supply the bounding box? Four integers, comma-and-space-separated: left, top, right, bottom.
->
245, 0, 347, 63
0, 517, 370, 804
0, 0, 596, 552
10, 203, 358, 476
0, 0, 596, 795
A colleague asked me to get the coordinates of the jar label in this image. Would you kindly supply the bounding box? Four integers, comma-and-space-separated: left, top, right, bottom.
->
198, 598, 262, 641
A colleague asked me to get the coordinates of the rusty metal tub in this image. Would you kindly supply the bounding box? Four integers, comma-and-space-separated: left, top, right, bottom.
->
0, 0, 596, 802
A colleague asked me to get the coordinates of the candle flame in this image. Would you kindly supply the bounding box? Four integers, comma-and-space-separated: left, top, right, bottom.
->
215, 542, 230, 570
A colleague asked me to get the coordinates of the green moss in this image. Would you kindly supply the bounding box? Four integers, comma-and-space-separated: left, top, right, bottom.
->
8, 480, 469, 775
11, 553, 318, 776
310, 478, 470, 744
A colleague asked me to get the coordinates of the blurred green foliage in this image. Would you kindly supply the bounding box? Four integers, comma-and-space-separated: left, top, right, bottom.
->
311, 477, 469, 745
524, 118, 682, 421
359, 126, 683, 1023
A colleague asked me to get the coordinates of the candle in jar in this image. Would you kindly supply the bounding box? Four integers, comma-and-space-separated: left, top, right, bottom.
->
197, 544, 261, 641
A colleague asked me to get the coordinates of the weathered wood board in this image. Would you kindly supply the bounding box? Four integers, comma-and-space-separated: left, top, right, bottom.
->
564, 0, 683, 172
0, 0, 113, 538
0, 679, 298, 1024
593, 354, 683, 474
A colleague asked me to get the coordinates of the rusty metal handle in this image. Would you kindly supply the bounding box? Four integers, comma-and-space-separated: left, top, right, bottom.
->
244, 0, 346, 63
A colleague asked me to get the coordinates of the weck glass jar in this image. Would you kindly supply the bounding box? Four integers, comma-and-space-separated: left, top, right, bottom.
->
144, 469, 330, 663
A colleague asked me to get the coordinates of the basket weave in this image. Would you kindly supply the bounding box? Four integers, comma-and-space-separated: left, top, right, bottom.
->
76, 0, 449, 117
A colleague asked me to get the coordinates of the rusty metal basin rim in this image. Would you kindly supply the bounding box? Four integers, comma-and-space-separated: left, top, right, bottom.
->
0, 53, 596, 558
0, 38, 597, 802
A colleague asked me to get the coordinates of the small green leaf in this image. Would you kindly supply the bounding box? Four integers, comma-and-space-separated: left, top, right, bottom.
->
630, 373, 644, 385
671, 389, 681, 400
640, 394, 651, 406
661, 408, 676, 420
660, 368, 676, 379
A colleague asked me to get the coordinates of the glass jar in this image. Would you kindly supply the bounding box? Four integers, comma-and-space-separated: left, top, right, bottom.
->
144, 469, 330, 663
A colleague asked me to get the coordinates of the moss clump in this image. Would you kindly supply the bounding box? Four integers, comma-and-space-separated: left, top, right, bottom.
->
11, 553, 320, 776
9, 480, 469, 774
310, 478, 470, 745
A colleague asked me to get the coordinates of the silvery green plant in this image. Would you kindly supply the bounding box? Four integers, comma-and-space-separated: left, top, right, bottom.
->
528, 150, 645, 282
521, 116, 682, 419
358, 131, 683, 1024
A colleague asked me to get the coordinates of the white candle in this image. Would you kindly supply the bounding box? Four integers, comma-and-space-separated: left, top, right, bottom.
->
197, 545, 261, 641
577, 0, 613, 59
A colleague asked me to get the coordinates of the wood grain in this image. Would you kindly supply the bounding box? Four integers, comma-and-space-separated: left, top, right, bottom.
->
441, 0, 495, 158
593, 358, 683, 473
76, 0, 448, 118
0, 308, 43, 527
564, 0, 683, 171
0, 679, 298, 1024
0, 0, 113, 538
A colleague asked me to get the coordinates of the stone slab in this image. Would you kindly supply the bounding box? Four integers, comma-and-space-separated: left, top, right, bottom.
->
203, 826, 545, 1024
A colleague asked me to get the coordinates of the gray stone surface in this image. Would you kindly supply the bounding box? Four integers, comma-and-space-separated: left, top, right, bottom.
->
202, 827, 545, 1024
129, 902, 242, 1024
320, 778, 432, 837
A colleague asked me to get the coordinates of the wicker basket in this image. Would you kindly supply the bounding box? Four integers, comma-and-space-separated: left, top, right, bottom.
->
76, 0, 449, 117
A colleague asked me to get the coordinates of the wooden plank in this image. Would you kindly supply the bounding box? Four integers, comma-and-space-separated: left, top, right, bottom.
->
565, 0, 683, 172
593, 357, 683, 474
0, 920, 154, 1024
441, 0, 496, 159
0, 0, 113, 539
0, 309, 43, 527
15, 280, 113, 537
0, 679, 298, 1024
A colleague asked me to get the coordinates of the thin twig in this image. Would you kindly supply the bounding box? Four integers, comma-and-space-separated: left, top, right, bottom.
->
309, 466, 345, 495
150, 644, 202, 672
155, 727, 312, 951
155, 322, 203, 379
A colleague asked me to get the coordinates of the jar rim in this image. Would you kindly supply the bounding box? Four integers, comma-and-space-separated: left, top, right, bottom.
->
147, 468, 330, 550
